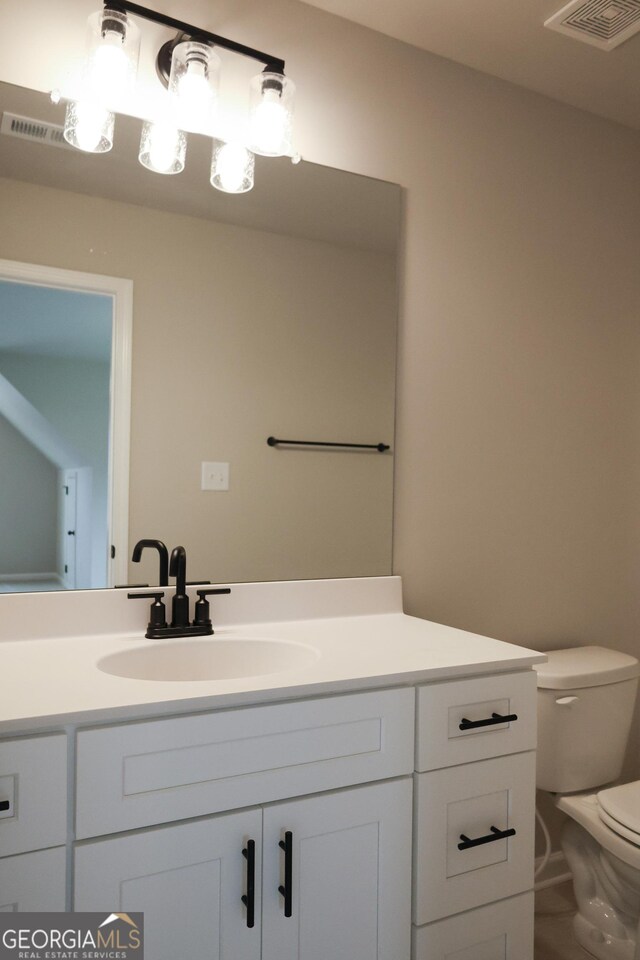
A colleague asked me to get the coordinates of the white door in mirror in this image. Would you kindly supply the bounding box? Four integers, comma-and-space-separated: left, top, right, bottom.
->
201, 461, 229, 490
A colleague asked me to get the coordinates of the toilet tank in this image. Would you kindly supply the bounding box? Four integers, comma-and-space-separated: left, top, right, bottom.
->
536, 646, 640, 793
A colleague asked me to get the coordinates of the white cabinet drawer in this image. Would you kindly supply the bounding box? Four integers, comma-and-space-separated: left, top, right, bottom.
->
413, 752, 535, 923
412, 891, 534, 960
0, 847, 67, 911
416, 671, 536, 771
76, 688, 415, 839
0, 734, 67, 857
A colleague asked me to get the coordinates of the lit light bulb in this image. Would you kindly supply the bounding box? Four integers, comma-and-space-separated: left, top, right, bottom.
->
216, 143, 248, 192
89, 31, 129, 102
251, 92, 287, 156
64, 99, 114, 153
211, 141, 254, 194
248, 73, 295, 157
149, 125, 180, 173
139, 121, 186, 175
169, 42, 219, 135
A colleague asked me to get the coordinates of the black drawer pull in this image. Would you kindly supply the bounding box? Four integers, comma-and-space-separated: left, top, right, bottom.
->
0, 800, 9, 812
241, 839, 256, 928
278, 830, 293, 918
458, 825, 516, 850
459, 712, 518, 731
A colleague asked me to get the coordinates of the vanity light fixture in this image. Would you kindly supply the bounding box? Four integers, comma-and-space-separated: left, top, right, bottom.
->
61, 1, 297, 192
63, 6, 139, 153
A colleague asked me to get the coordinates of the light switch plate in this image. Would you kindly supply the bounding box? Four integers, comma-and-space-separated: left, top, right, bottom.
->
201, 461, 229, 491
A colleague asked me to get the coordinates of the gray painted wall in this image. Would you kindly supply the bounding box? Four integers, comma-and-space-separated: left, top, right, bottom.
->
0, 413, 57, 575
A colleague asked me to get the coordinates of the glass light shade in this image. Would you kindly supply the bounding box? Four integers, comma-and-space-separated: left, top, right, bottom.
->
63, 99, 114, 153
139, 121, 186, 175
168, 41, 220, 135
210, 141, 254, 193
248, 72, 295, 157
85, 8, 140, 106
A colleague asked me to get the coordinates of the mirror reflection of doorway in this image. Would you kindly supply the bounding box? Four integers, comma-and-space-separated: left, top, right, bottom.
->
0, 266, 132, 592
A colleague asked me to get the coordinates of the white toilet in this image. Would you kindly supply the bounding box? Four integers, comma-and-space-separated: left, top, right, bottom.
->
536, 646, 640, 960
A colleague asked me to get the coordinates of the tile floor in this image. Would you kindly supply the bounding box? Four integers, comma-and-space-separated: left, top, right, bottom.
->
535, 881, 591, 959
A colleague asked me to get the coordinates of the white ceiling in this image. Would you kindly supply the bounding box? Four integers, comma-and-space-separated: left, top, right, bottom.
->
300, 0, 640, 131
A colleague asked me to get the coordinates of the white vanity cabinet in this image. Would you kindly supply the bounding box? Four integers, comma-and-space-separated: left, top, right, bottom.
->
73, 689, 415, 960
0, 667, 539, 958
0, 734, 68, 911
75, 779, 412, 960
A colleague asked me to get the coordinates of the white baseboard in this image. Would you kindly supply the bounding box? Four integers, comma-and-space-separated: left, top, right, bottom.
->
534, 850, 572, 891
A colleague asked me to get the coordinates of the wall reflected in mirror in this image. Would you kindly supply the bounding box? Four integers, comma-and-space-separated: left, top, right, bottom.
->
0, 81, 401, 592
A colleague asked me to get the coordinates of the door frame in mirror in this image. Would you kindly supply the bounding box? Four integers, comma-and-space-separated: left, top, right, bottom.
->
0, 258, 132, 588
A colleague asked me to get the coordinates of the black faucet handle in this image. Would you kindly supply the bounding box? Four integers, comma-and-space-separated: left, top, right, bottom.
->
194, 588, 232, 629
128, 591, 167, 632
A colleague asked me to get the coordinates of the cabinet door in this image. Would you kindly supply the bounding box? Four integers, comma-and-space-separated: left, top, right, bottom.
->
0, 848, 66, 911
262, 778, 412, 960
74, 809, 261, 960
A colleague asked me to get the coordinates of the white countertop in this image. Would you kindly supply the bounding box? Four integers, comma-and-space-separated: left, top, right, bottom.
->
0, 577, 545, 733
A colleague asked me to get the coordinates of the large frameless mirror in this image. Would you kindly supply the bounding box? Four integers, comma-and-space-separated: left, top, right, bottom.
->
0, 81, 401, 592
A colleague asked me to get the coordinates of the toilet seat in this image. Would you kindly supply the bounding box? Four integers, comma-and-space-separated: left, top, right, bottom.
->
556, 792, 640, 871
597, 781, 640, 840
598, 807, 640, 847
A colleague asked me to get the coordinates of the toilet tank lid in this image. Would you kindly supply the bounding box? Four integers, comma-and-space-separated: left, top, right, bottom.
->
535, 646, 640, 689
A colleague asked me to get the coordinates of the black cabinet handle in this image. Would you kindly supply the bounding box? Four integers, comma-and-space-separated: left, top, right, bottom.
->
278, 830, 293, 918
459, 711, 518, 731
458, 825, 516, 850
241, 839, 256, 928
0, 800, 9, 812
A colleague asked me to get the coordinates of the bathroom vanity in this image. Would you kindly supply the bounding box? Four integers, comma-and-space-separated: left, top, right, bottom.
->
0, 577, 544, 959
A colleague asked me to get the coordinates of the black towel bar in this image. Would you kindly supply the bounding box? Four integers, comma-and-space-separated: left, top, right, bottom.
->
267, 436, 389, 452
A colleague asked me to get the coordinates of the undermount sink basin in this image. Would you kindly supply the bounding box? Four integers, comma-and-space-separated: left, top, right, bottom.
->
97, 637, 319, 682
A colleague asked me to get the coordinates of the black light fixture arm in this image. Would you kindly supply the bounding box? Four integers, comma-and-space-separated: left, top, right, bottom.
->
106, 0, 286, 74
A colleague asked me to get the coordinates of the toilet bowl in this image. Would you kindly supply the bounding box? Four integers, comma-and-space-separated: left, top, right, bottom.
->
535, 646, 640, 960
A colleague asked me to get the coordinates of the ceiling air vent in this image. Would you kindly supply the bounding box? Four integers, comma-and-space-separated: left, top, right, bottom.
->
0, 112, 71, 149
545, 0, 640, 49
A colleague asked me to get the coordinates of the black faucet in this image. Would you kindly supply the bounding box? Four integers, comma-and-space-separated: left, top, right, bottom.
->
131, 539, 169, 586
169, 545, 189, 629
128, 543, 231, 639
